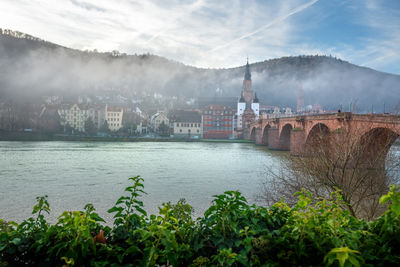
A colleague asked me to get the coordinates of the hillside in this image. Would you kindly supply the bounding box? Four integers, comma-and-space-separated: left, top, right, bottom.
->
1, 29, 399, 112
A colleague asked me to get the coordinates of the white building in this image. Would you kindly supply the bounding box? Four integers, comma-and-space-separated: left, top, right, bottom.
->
169, 110, 202, 138
58, 104, 105, 132
150, 111, 169, 132
106, 106, 124, 131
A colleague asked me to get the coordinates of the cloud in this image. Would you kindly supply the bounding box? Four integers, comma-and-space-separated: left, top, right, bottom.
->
0, 0, 398, 73
0, 0, 317, 67
208, 0, 319, 53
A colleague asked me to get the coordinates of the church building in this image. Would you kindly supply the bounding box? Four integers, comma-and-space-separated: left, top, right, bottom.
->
236, 59, 259, 130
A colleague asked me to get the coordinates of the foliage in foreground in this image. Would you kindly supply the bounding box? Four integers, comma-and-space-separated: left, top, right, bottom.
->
1, 176, 400, 266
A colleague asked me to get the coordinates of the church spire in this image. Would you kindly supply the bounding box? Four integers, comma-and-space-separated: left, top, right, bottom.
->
253, 92, 259, 103
244, 58, 251, 81
239, 91, 245, 102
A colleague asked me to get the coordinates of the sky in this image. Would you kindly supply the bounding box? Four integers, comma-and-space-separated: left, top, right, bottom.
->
0, 0, 399, 74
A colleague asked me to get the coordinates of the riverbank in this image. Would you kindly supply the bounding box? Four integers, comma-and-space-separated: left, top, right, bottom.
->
0, 131, 252, 143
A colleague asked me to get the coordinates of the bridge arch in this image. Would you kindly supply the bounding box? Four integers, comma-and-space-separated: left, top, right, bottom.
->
305, 123, 330, 154
355, 127, 399, 169
279, 124, 293, 150
262, 124, 271, 145
249, 126, 256, 141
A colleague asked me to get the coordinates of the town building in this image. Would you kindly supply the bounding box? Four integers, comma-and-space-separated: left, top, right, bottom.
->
150, 111, 169, 133
136, 121, 148, 135
169, 110, 202, 138
202, 105, 234, 139
38, 105, 61, 133
106, 106, 123, 131
58, 104, 105, 132
236, 59, 259, 130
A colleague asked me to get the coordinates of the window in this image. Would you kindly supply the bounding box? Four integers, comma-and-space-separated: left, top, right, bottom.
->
179, 129, 182, 133
197, 130, 199, 133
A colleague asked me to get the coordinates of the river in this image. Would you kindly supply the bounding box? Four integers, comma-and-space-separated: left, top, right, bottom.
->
0, 141, 286, 223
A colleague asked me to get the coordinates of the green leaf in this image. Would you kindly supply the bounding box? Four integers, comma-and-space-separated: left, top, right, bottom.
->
11, 238, 21, 245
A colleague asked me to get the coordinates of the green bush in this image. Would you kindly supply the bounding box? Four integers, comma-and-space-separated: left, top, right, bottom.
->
1, 177, 400, 266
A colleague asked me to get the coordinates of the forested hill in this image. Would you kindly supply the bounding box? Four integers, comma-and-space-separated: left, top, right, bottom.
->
1, 29, 399, 112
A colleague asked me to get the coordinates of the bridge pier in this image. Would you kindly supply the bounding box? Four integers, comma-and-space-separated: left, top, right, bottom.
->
243, 128, 250, 141
267, 128, 283, 150
290, 129, 306, 156
255, 127, 264, 145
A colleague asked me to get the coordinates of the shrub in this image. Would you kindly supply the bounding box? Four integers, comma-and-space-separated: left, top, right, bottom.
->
1, 178, 399, 266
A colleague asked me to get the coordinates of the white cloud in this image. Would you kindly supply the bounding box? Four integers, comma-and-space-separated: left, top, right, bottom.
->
0, 0, 320, 68
324, 0, 400, 73
0, 0, 398, 73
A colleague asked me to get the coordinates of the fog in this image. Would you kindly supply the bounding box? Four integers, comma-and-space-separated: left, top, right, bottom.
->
1, 31, 399, 112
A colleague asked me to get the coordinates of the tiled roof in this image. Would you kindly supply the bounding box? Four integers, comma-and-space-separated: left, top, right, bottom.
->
169, 110, 201, 123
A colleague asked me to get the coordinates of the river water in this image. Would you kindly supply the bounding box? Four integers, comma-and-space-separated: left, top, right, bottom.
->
0, 141, 286, 223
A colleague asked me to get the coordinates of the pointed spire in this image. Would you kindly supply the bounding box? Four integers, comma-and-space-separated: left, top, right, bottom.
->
244, 58, 251, 80
239, 91, 245, 102
253, 92, 259, 103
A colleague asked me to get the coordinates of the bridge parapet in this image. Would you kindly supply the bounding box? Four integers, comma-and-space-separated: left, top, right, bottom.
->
245, 113, 400, 158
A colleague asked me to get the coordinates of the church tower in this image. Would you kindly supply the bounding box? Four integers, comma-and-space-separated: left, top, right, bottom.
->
237, 58, 257, 130
242, 58, 253, 106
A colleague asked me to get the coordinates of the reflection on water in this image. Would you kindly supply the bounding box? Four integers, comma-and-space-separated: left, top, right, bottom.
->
0, 141, 284, 222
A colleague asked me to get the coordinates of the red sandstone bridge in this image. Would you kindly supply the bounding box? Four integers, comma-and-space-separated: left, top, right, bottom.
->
246, 112, 400, 159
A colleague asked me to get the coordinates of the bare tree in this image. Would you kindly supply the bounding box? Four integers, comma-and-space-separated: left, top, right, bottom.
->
259, 123, 400, 220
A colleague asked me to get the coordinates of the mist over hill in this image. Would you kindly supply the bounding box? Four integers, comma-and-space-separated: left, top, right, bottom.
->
1, 29, 399, 112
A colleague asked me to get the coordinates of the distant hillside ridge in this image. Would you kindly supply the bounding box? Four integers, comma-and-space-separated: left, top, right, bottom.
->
1, 28, 399, 112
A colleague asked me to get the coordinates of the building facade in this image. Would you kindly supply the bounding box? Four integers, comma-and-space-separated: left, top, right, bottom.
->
150, 112, 169, 133
169, 110, 202, 138
202, 105, 234, 139
58, 104, 105, 132
106, 106, 124, 131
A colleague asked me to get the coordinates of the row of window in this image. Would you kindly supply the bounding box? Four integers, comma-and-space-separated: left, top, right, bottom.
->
65, 115, 87, 120
178, 129, 200, 133
203, 116, 232, 120
176, 123, 200, 127
203, 127, 233, 131
108, 118, 120, 122
109, 123, 121, 127
204, 111, 232, 115
204, 121, 232, 125
65, 110, 94, 114
108, 112, 121, 117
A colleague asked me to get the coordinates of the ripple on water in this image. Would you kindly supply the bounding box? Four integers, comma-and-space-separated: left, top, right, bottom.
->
0, 141, 283, 222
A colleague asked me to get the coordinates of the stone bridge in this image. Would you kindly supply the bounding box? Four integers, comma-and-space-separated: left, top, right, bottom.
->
246, 113, 400, 162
